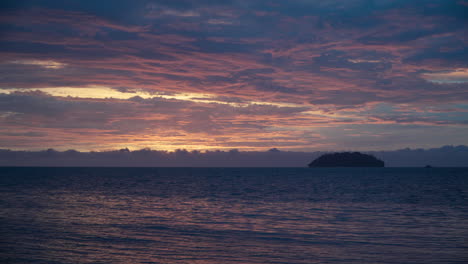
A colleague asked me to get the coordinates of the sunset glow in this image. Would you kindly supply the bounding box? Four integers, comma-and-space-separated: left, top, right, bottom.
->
0, 0, 467, 151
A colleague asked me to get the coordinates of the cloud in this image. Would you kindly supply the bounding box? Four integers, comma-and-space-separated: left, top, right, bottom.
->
206, 19, 235, 25
0, 145, 467, 167
0, 0, 467, 151
0, 89, 465, 151
0, 91, 322, 150
0, 131, 47, 137
145, 3, 201, 18
348, 59, 382, 64
422, 68, 468, 84
10, 59, 67, 69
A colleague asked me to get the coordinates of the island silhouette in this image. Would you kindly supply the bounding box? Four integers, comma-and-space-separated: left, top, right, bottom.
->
308, 152, 385, 167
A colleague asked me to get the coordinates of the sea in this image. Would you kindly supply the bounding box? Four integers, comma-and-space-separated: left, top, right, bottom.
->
1, 167, 467, 264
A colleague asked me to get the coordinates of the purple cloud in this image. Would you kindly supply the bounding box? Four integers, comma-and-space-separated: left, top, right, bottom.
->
0, 0, 467, 151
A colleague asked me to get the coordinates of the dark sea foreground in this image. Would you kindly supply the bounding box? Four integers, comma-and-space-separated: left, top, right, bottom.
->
1, 167, 467, 264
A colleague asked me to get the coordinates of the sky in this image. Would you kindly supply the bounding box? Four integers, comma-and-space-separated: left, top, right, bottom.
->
0, 0, 467, 152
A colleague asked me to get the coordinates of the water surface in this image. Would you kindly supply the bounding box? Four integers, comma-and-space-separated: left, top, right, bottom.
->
1, 167, 467, 263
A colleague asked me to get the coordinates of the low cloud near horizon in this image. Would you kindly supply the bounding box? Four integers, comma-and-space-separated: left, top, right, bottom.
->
1, 145, 467, 167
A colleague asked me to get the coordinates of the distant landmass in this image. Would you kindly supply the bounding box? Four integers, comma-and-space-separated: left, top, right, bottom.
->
308, 152, 385, 167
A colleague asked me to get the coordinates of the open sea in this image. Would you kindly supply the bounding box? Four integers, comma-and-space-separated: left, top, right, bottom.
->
1, 167, 467, 263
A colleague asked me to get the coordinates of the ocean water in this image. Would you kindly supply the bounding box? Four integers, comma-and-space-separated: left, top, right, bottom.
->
1, 167, 467, 264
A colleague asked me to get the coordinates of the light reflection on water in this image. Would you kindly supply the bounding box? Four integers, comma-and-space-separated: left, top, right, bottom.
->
1, 167, 468, 263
